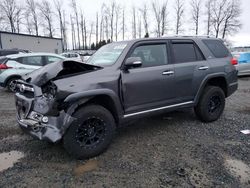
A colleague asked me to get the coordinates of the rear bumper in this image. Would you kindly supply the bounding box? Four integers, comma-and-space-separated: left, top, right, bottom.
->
227, 82, 238, 97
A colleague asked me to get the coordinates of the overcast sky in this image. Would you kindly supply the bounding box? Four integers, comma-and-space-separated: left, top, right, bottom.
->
67, 0, 249, 47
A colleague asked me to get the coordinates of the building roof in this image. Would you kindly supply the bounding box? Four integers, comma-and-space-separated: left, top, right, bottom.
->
6, 52, 65, 59
0, 31, 62, 40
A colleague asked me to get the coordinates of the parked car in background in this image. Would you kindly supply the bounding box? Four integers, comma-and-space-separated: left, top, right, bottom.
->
60, 52, 82, 61
81, 54, 91, 62
0, 48, 31, 57
233, 52, 250, 76
0, 53, 64, 91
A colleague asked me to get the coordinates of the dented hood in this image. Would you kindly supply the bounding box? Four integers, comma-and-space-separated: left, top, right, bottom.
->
22, 60, 101, 87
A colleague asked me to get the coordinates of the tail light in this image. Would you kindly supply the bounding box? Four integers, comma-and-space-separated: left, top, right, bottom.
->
0, 64, 12, 69
231, 58, 238, 65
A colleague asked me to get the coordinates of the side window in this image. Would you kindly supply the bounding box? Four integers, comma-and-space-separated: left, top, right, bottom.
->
21, 56, 43, 66
129, 44, 168, 67
47, 56, 62, 64
203, 39, 229, 58
172, 42, 204, 63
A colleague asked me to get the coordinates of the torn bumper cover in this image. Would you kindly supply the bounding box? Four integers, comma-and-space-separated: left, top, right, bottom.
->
15, 87, 75, 143
14, 60, 101, 142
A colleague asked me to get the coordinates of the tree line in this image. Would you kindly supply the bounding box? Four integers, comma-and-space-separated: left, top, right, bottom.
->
0, 0, 241, 50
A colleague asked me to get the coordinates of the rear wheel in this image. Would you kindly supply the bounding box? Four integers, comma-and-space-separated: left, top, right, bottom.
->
194, 86, 225, 122
63, 105, 116, 159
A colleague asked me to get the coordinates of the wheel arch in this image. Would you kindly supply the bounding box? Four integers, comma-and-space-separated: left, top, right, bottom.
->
4, 75, 22, 87
194, 74, 228, 104
64, 89, 123, 125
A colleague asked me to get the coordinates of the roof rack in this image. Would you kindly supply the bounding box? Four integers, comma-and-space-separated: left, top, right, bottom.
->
162, 34, 213, 38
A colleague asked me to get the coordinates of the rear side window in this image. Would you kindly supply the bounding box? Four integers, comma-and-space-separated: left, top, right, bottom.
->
203, 39, 229, 58
172, 42, 205, 63
19, 56, 43, 66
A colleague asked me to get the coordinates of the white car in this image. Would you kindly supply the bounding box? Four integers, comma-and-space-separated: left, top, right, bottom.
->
0, 53, 65, 91
60, 52, 82, 61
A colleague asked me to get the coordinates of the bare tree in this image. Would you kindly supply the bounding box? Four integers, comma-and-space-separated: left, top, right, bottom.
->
152, 1, 161, 37
211, 0, 229, 38
26, 0, 39, 36
71, 0, 81, 49
221, 0, 241, 39
132, 6, 136, 39
25, 10, 33, 34
89, 22, 94, 47
62, 10, 68, 50
140, 3, 149, 37
204, 0, 213, 36
54, 0, 65, 49
138, 16, 142, 38
70, 14, 76, 49
122, 8, 125, 40
84, 18, 87, 49
191, 0, 202, 35
115, 4, 120, 41
161, 1, 168, 36
96, 12, 99, 44
80, 11, 85, 49
0, 0, 18, 32
174, 0, 185, 35
152, 1, 168, 37
38, 0, 54, 37
14, 5, 23, 33
109, 1, 116, 42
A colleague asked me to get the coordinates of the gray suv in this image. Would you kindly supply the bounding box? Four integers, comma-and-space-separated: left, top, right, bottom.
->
14, 37, 238, 159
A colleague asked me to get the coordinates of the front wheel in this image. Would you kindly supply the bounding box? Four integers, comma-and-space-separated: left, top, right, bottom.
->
194, 86, 225, 122
63, 105, 116, 159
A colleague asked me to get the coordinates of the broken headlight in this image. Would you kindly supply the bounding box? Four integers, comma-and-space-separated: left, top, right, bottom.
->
42, 82, 57, 98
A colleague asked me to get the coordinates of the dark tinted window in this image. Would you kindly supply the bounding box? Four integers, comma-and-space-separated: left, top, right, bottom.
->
203, 39, 229, 58
172, 42, 204, 63
130, 44, 168, 67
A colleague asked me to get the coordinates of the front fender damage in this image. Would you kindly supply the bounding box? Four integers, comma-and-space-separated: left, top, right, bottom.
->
15, 60, 101, 143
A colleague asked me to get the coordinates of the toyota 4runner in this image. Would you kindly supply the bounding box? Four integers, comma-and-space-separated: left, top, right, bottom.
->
14, 37, 238, 159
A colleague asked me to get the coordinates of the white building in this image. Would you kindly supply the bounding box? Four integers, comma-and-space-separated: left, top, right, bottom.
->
0, 31, 63, 54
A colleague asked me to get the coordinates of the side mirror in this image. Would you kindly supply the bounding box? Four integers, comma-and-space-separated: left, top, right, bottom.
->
124, 57, 142, 69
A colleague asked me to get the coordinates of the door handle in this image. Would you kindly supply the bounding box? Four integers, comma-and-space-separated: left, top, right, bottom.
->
198, 66, 209, 70
162, 70, 174, 75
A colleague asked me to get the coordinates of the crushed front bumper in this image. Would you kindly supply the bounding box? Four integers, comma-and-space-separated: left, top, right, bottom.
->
15, 84, 75, 143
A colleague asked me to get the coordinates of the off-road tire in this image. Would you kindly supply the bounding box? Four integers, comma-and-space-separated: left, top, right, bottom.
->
194, 86, 225, 122
63, 105, 116, 159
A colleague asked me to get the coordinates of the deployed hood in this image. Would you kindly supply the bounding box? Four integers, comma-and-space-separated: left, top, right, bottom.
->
22, 60, 101, 87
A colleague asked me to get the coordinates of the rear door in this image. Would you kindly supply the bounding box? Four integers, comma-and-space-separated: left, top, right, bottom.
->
170, 40, 210, 102
121, 41, 176, 114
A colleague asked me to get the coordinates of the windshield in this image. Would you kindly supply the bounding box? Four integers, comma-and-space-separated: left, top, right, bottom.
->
87, 42, 127, 66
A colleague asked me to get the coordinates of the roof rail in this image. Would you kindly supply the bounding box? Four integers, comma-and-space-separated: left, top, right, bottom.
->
162, 34, 213, 38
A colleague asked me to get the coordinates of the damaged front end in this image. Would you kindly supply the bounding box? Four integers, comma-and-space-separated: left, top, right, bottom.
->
15, 60, 101, 142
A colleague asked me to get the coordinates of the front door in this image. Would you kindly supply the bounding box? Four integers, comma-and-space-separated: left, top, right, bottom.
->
121, 41, 176, 114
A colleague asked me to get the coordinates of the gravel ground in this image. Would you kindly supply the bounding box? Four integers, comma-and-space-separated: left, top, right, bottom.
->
0, 77, 249, 188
